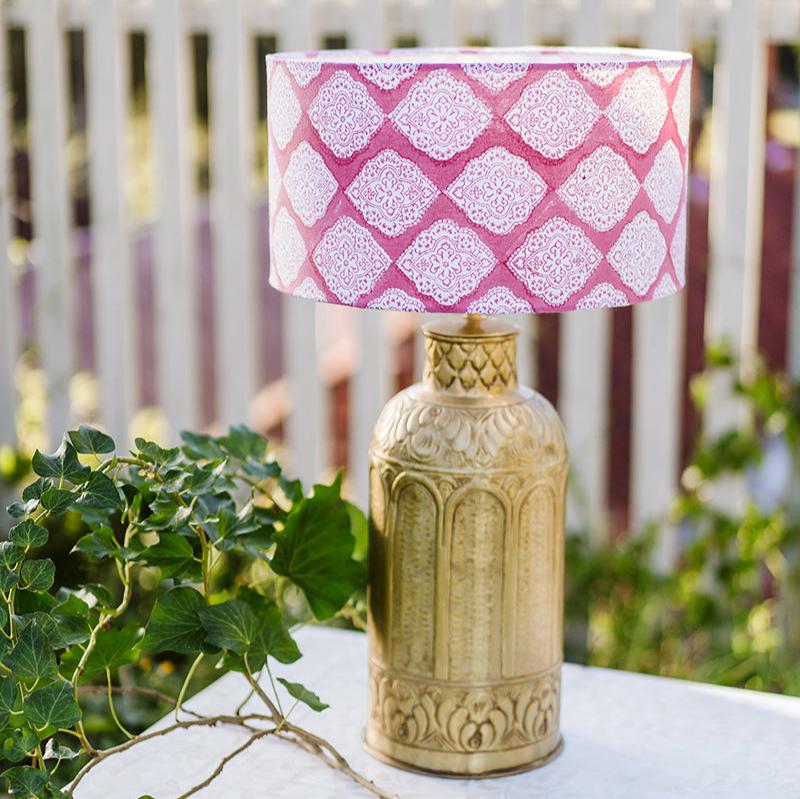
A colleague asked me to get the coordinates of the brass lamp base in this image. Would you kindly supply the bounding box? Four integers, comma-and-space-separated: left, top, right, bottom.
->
365, 314, 568, 777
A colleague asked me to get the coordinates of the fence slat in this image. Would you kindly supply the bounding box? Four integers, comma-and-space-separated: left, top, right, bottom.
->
630, 0, 685, 560
210, 0, 257, 429
150, 0, 199, 438
0, 14, 17, 445
420, 0, 456, 47
87, 0, 136, 447
28, 0, 73, 444
560, 0, 612, 540
790, 93, 800, 380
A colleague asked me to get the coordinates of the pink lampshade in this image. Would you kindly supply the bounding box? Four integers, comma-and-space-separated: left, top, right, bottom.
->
267, 47, 691, 314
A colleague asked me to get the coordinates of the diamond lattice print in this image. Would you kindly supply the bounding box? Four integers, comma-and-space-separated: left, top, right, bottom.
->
271, 207, 307, 287
283, 141, 339, 227
269, 66, 301, 150
346, 149, 439, 237
576, 282, 629, 310
467, 286, 532, 314
367, 288, 426, 312
606, 67, 668, 154
644, 140, 683, 223
357, 62, 417, 90
608, 210, 667, 296
462, 63, 528, 92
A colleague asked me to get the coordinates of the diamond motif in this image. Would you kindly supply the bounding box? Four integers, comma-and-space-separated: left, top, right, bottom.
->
462, 63, 528, 92
606, 67, 668, 154
397, 219, 496, 306
295, 277, 327, 302
313, 217, 391, 304
467, 286, 532, 314
608, 211, 667, 296
308, 71, 385, 159
657, 61, 681, 83
652, 273, 677, 299
557, 145, 640, 232
576, 282, 629, 310
269, 66, 301, 150
357, 62, 417, 90
391, 70, 492, 161
346, 149, 438, 237
508, 217, 602, 307
673, 66, 691, 146
285, 61, 322, 87
644, 140, 683, 223
271, 207, 307, 288
670, 201, 687, 287
367, 288, 426, 312
446, 146, 548, 235
576, 62, 625, 88
268, 145, 281, 208
505, 70, 601, 160
283, 141, 338, 227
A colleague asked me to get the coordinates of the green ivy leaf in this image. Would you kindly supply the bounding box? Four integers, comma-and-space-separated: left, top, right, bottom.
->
67, 425, 115, 456
3, 622, 58, 681
0, 541, 25, 567
73, 528, 119, 560
31, 442, 90, 483
142, 587, 206, 654
135, 438, 182, 468
75, 471, 122, 513
24, 679, 82, 730
43, 738, 82, 761
271, 475, 365, 620
217, 425, 267, 461
2, 727, 39, 763
9, 520, 49, 549
20, 559, 55, 592
0, 568, 19, 593
22, 478, 51, 503
140, 496, 191, 532
180, 431, 226, 461
1, 765, 49, 796
197, 599, 260, 654
276, 678, 328, 712
0, 676, 19, 726
40, 488, 76, 517
138, 534, 198, 579
80, 626, 142, 679
6, 498, 39, 518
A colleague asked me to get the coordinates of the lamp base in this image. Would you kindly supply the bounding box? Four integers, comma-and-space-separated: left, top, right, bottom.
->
365, 315, 568, 777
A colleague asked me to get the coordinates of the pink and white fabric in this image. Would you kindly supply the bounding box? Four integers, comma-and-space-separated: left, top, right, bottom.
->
267, 47, 691, 314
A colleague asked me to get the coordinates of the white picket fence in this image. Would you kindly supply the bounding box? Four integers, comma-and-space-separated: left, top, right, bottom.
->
0, 0, 799, 545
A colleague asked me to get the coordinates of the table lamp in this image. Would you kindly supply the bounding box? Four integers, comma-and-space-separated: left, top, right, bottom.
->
267, 45, 691, 778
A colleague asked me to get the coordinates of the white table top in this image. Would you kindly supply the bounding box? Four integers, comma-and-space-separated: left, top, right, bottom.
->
77, 627, 800, 799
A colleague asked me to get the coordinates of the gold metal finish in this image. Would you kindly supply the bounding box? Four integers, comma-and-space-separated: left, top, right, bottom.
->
365, 315, 568, 777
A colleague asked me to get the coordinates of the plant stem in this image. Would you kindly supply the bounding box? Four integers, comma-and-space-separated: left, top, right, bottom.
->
265, 660, 284, 717
105, 668, 134, 739
175, 653, 204, 721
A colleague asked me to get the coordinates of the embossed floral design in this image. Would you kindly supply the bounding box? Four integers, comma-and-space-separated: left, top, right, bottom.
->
446, 146, 548, 235
313, 216, 391, 304
508, 216, 602, 306
652, 272, 677, 299
282, 141, 339, 227
367, 289, 425, 312
346, 149, 439, 237
357, 62, 417, 90
673, 66, 691, 146
294, 276, 327, 302
608, 210, 667, 296
557, 145, 640, 232
576, 61, 625, 87
271, 207, 307, 287
268, 66, 301, 150
396, 219, 496, 305
391, 70, 492, 161
576, 282, 629, 310
670, 201, 687, 286
308, 70, 385, 158
467, 286, 532, 314
285, 60, 322, 87
505, 70, 601, 160
644, 140, 683, 223
605, 67, 668, 154
462, 62, 528, 92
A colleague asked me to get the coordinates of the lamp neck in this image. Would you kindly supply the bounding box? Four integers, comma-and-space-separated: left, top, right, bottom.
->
422, 314, 518, 396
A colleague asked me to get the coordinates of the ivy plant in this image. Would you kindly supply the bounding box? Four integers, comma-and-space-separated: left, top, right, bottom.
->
0, 426, 393, 799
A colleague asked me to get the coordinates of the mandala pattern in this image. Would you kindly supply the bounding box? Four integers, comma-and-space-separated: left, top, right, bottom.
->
397, 220, 496, 305
391, 70, 492, 161
505, 70, 601, 160
608, 211, 667, 296
576, 282, 629, 310
652, 273, 678, 299
644, 140, 683, 223
606, 67, 668, 154
673, 66, 691, 146
576, 61, 625, 87
467, 286, 532, 314
656, 61, 681, 83
271, 207, 307, 287
269, 66, 301, 150
285, 60, 322, 87
446, 146, 548, 235
670, 202, 687, 287
357, 62, 417, 90
294, 277, 327, 302
367, 288, 426, 312
557, 145, 640, 232
462, 63, 528, 92
346, 149, 439, 237
282, 141, 338, 227
508, 217, 602, 307
313, 217, 391, 304
308, 71, 385, 159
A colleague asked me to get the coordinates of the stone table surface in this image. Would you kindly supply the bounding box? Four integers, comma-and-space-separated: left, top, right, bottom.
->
76, 626, 800, 799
